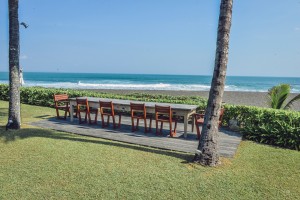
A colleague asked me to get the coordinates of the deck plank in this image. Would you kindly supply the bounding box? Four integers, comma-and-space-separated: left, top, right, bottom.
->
31, 116, 242, 157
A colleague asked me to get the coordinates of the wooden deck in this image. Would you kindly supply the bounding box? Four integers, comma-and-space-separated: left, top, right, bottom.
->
31, 116, 242, 157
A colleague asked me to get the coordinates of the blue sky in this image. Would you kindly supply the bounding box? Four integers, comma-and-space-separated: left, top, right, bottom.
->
0, 0, 299, 77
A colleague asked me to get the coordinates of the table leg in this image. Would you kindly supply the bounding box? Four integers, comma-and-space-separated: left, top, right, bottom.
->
70, 104, 74, 122
191, 114, 195, 132
183, 114, 188, 138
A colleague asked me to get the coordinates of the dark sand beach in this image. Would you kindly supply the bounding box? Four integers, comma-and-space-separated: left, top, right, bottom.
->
86, 89, 300, 111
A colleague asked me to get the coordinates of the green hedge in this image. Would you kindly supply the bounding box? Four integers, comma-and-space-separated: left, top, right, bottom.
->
223, 105, 300, 150
0, 84, 299, 150
0, 84, 207, 108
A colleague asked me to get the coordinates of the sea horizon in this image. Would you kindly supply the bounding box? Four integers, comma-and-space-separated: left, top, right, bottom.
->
1, 71, 300, 78
0, 72, 300, 93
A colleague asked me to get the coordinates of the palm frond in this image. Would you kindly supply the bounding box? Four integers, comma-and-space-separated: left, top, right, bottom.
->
284, 93, 300, 109
267, 84, 290, 109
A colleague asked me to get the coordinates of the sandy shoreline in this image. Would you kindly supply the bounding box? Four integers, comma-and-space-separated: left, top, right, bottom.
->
85, 89, 300, 111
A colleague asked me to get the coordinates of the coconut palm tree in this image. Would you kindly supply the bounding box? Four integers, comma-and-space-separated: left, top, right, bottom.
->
268, 83, 300, 110
194, 0, 233, 166
6, 0, 21, 130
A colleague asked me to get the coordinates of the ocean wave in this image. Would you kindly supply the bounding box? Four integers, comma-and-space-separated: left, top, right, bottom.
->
74, 82, 213, 91
78, 82, 172, 89
1, 80, 299, 92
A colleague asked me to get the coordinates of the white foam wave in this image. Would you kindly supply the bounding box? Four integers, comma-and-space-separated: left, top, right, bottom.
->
78, 82, 171, 89
1, 80, 300, 92
291, 88, 300, 93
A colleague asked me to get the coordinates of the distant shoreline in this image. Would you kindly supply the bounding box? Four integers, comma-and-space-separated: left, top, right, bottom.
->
84, 89, 300, 111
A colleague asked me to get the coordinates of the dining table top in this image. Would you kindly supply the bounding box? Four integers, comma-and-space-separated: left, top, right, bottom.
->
69, 97, 198, 111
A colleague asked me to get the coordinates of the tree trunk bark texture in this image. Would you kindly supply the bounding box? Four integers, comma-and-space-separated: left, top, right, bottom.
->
7, 0, 21, 129
194, 0, 233, 166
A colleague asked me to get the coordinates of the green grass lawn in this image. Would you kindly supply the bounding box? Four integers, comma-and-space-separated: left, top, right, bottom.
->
0, 100, 299, 199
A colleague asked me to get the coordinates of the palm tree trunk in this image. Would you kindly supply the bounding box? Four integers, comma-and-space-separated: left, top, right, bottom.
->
194, 0, 233, 166
7, 0, 21, 129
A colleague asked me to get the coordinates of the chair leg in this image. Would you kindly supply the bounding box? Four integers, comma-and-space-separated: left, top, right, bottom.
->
174, 121, 177, 133
101, 114, 105, 127
78, 111, 82, 123
136, 118, 139, 130
94, 112, 98, 124
118, 114, 121, 128
107, 116, 110, 127
67, 109, 71, 118
169, 122, 173, 137
88, 112, 92, 124
156, 120, 159, 135
149, 117, 152, 132
160, 122, 163, 134
64, 108, 68, 119
112, 116, 116, 129
172, 121, 177, 137
144, 119, 147, 133
84, 111, 88, 123
131, 117, 135, 132
196, 123, 201, 140
56, 108, 60, 119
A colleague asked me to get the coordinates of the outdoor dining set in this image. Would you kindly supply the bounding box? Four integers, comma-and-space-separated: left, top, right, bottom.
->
54, 94, 224, 139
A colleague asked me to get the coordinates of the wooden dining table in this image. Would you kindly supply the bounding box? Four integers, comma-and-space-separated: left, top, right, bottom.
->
69, 97, 198, 138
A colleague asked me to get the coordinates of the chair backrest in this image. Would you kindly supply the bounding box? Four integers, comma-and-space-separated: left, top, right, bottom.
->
155, 105, 172, 118
130, 103, 146, 117
54, 94, 68, 102
99, 101, 114, 115
76, 98, 89, 111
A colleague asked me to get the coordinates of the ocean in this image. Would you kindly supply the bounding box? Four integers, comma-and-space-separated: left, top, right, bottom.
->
0, 72, 300, 93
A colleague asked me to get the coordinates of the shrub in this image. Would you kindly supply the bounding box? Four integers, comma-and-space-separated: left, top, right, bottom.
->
223, 104, 300, 150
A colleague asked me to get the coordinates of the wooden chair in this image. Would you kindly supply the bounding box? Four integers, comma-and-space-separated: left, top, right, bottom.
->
54, 94, 70, 119
155, 105, 177, 137
99, 101, 121, 129
194, 108, 225, 139
76, 98, 98, 124
130, 103, 152, 133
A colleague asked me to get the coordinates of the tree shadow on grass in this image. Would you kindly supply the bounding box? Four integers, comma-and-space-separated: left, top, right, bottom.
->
0, 126, 194, 162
